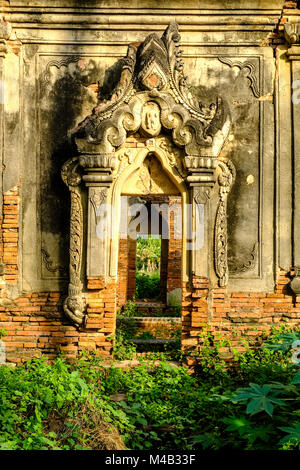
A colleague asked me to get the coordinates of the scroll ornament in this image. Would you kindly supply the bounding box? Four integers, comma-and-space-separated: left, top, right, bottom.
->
61, 158, 85, 326
214, 159, 236, 287
284, 23, 300, 45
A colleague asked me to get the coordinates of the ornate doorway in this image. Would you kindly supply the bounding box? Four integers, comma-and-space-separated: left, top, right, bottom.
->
61, 23, 233, 355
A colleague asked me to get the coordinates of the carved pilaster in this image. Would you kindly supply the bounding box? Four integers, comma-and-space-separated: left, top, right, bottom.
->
86, 186, 109, 278
79, 152, 117, 186
191, 186, 212, 278
284, 21, 300, 295
78, 152, 115, 279
184, 155, 218, 186
214, 160, 236, 287
61, 158, 85, 326
186, 156, 218, 278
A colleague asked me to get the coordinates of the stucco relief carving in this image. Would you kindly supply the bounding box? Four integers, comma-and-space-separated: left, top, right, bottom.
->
41, 248, 68, 276
157, 136, 187, 178
284, 22, 300, 45
214, 160, 236, 287
74, 22, 230, 159
122, 155, 179, 195
90, 188, 107, 224
113, 150, 134, 179
61, 158, 85, 326
113, 135, 186, 182
229, 242, 258, 274
291, 266, 300, 299
141, 102, 161, 136
41, 56, 81, 86
194, 188, 211, 204
218, 57, 260, 98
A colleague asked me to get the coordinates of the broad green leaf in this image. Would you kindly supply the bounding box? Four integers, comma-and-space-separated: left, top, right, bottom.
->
279, 423, 300, 445
232, 383, 285, 416
222, 416, 251, 436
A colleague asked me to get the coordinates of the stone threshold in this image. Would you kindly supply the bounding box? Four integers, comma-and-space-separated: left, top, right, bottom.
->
117, 316, 181, 322
132, 338, 177, 345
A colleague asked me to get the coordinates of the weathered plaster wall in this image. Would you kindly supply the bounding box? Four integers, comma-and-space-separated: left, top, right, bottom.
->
0, 1, 300, 363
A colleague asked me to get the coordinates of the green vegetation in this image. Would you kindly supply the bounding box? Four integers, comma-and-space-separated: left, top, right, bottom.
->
0, 328, 7, 339
136, 236, 161, 273
117, 299, 181, 318
135, 272, 161, 300
0, 327, 299, 450
117, 299, 138, 318
135, 236, 161, 299
113, 318, 139, 361
113, 315, 181, 359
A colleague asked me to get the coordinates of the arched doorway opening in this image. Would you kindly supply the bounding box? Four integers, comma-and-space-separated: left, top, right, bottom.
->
116, 152, 183, 352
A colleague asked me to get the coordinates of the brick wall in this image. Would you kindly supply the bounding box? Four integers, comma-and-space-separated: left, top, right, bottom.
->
1, 187, 19, 285
0, 282, 116, 364
117, 237, 131, 308
117, 316, 181, 339
166, 197, 182, 295
127, 237, 137, 301
1, 269, 299, 363
117, 236, 137, 307
181, 271, 300, 353
0, 138, 299, 364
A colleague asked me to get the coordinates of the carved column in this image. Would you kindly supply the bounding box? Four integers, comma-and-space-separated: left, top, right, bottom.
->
61, 151, 117, 325
214, 160, 236, 287
61, 158, 85, 326
79, 152, 117, 282
285, 22, 300, 298
185, 155, 235, 286
185, 156, 218, 278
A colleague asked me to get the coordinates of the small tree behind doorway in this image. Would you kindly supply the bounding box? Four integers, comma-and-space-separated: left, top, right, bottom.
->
135, 235, 161, 299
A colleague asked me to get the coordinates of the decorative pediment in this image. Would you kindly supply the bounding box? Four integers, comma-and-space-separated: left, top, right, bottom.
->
137, 32, 170, 91
73, 23, 230, 160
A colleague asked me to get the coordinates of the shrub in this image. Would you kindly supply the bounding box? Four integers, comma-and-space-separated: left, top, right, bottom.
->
0, 356, 126, 450
117, 299, 138, 317
0, 327, 299, 450
135, 272, 160, 299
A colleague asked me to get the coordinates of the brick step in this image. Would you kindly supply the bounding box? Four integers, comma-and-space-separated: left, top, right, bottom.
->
117, 316, 181, 323
134, 301, 180, 317
132, 338, 179, 352
132, 339, 177, 345
100, 359, 181, 370
117, 316, 181, 341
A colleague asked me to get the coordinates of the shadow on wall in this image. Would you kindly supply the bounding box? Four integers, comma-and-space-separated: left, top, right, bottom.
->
37, 30, 125, 288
